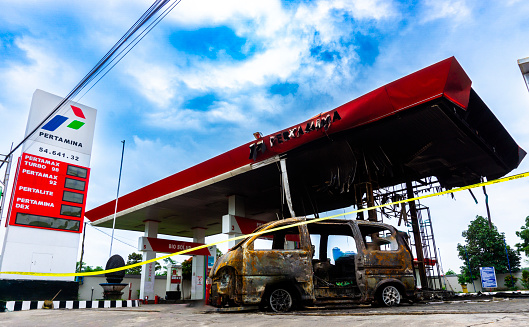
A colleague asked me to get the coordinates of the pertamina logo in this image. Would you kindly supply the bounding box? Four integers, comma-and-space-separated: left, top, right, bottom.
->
42, 105, 86, 131
38, 105, 87, 148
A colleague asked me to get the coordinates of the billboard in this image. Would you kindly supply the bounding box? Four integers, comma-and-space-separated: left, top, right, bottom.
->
0, 89, 97, 280
5, 90, 96, 233
480, 267, 498, 288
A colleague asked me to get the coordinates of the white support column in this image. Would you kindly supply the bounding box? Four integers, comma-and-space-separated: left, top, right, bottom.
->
280, 158, 296, 218
225, 195, 245, 248
191, 227, 206, 300
140, 220, 158, 301
518, 57, 529, 92
228, 195, 245, 217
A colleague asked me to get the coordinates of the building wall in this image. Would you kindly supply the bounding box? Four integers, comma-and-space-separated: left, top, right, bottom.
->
78, 275, 191, 300
443, 271, 527, 293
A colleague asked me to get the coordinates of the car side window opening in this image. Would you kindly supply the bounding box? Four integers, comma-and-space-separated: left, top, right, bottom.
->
251, 226, 302, 251
308, 223, 357, 262
327, 235, 357, 264
359, 225, 399, 251
309, 223, 358, 285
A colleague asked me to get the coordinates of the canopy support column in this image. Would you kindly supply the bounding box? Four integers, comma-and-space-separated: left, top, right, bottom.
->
191, 227, 206, 300
140, 220, 158, 301
224, 195, 245, 249
406, 181, 428, 289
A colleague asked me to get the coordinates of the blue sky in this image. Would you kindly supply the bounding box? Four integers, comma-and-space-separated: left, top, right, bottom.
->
1, 0, 529, 275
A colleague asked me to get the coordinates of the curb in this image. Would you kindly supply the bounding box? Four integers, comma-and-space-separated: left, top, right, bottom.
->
1, 300, 140, 312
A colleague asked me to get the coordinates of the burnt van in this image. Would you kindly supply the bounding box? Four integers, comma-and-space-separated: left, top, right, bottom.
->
208, 218, 416, 312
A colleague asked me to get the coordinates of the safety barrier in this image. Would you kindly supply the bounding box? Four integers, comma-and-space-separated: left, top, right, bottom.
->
1, 171, 528, 278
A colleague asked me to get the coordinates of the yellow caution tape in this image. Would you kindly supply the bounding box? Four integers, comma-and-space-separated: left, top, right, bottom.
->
2, 170, 528, 277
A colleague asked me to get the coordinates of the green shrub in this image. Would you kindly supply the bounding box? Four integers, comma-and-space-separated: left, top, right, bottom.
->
504, 275, 518, 290
521, 270, 529, 290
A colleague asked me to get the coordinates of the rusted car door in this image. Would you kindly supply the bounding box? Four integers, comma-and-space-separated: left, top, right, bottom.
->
355, 222, 414, 293
241, 223, 313, 303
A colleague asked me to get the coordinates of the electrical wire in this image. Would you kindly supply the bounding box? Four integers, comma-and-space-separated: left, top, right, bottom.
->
87, 223, 137, 249
78, 0, 183, 102
0, 0, 183, 168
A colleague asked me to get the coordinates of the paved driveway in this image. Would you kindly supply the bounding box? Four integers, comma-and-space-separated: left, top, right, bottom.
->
1, 298, 528, 326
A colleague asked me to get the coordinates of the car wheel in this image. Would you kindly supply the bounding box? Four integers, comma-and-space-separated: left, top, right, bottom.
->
269, 288, 293, 312
377, 285, 401, 307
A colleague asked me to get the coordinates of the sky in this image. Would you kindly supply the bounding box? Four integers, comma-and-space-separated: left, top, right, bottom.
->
1, 0, 529, 278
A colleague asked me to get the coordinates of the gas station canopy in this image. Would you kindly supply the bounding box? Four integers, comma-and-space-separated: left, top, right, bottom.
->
85, 57, 525, 237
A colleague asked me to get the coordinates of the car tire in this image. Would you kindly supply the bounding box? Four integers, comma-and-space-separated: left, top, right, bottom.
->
377, 285, 401, 307
269, 288, 294, 312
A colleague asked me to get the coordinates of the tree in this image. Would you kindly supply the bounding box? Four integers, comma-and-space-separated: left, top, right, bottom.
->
125, 252, 143, 275
457, 216, 521, 281
515, 216, 529, 257
445, 269, 456, 276
76, 261, 104, 272
182, 257, 192, 280
84, 265, 105, 272
124, 252, 161, 275
157, 257, 177, 276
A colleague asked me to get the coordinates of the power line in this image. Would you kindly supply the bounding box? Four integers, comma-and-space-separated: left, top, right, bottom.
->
87, 223, 137, 249
0, 0, 183, 168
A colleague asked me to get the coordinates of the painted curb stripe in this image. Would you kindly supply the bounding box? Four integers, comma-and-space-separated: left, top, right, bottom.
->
0, 300, 140, 312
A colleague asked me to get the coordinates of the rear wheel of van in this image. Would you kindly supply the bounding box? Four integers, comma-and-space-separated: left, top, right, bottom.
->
269, 288, 293, 312
377, 285, 401, 307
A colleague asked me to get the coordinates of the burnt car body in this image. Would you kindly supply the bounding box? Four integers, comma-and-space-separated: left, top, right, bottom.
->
208, 218, 416, 312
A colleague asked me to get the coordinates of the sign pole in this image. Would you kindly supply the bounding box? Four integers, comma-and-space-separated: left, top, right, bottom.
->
504, 237, 513, 280
109, 140, 125, 258
0, 144, 13, 224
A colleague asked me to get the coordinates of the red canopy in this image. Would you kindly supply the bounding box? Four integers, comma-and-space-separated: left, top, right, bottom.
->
86, 57, 524, 237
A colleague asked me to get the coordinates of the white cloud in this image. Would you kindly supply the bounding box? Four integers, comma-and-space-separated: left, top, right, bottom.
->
144, 108, 205, 131
421, 0, 471, 23
169, 0, 289, 37
180, 39, 306, 91
125, 60, 179, 107
120, 0, 396, 130
121, 0, 397, 109
207, 101, 250, 124
0, 36, 77, 105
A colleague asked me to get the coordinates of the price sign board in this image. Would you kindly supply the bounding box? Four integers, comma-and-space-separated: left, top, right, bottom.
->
7, 153, 89, 233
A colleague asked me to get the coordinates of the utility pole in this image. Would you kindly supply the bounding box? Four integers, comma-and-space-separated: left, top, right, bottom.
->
78, 221, 88, 273
0, 144, 14, 224
109, 140, 125, 258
